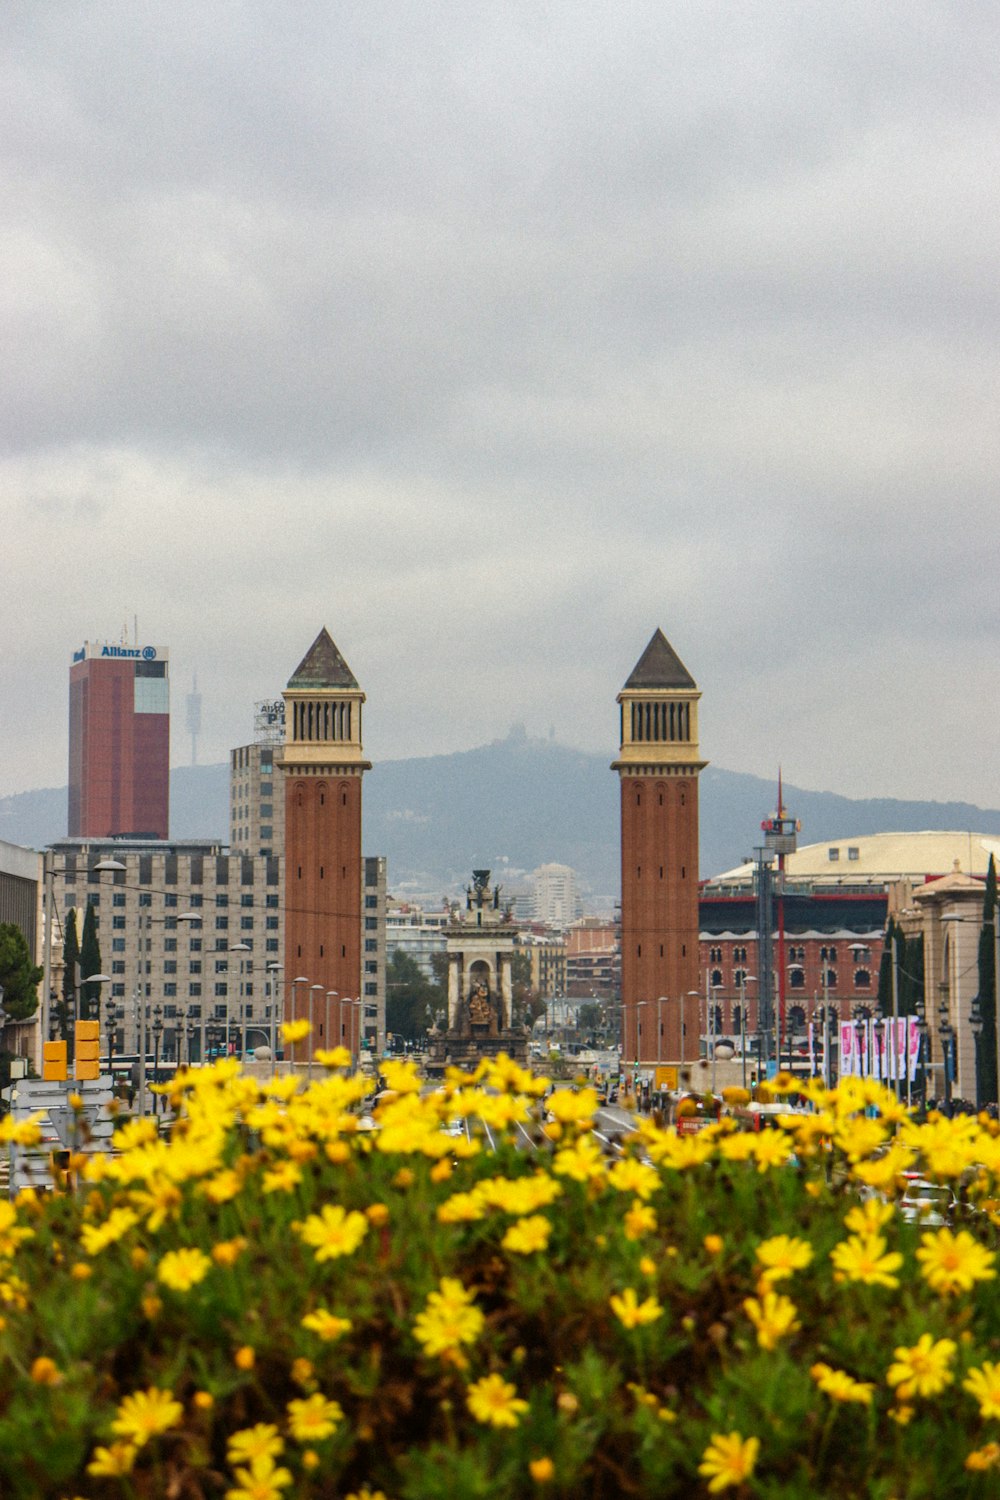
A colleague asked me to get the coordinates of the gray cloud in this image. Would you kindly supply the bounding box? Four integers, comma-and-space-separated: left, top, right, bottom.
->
3, 1, 998, 816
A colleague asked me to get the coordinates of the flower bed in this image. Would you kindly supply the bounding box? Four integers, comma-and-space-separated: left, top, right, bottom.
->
1, 1054, 1000, 1496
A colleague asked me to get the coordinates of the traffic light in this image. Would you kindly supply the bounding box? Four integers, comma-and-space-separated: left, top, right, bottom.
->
43, 1040, 67, 1082
76, 1020, 100, 1081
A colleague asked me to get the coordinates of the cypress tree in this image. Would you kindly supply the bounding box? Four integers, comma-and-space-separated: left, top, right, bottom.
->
977, 855, 998, 1106
60, 908, 79, 1039
80, 903, 102, 1021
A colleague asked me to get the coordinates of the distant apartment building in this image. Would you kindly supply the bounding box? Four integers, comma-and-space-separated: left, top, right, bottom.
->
48, 838, 283, 1063
522, 936, 566, 1000
531, 863, 581, 929
386, 902, 451, 981
565, 917, 620, 1001
0, 839, 43, 1068
230, 742, 284, 858
68, 639, 170, 839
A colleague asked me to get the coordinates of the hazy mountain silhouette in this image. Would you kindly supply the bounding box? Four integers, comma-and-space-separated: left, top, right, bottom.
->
4, 730, 1000, 907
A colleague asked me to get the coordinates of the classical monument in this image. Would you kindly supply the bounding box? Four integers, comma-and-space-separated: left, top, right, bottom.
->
426, 870, 529, 1073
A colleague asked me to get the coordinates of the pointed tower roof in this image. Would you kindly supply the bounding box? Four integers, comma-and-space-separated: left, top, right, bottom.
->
623, 629, 696, 691
287, 628, 359, 691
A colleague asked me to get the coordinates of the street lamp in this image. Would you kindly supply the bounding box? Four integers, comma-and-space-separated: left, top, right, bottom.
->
266, 963, 284, 1074
151, 1005, 164, 1112
291, 977, 309, 1072
686, 991, 701, 1064
324, 990, 339, 1049
308, 985, 325, 1078
737, 974, 757, 1087
228, 943, 251, 1061
937, 989, 955, 1112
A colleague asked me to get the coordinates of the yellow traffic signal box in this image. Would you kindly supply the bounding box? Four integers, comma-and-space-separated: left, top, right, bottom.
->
75, 1021, 101, 1081
43, 1041, 68, 1082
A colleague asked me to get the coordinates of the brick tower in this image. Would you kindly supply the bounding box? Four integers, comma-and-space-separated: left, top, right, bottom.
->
613, 629, 705, 1071
279, 629, 370, 1058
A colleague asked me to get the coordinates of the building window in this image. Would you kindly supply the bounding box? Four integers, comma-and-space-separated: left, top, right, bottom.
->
190, 962, 202, 975
241, 917, 254, 931
266, 894, 279, 909
164, 961, 177, 975
828, 848, 840, 861
365, 895, 378, 910
139, 892, 152, 907
112, 983, 125, 997
189, 893, 204, 908
364, 982, 378, 996
112, 961, 125, 975
112, 916, 126, 930
215, 983, 228, 997
825, 968, 838, 989
190, 939, 202, 953
112, 939, 126, 953
260, 826, 272, 839
216, 917, 229, 930
711, 969, 723, 988
113, 892, 126, 908
266, 917, 278, 930
789, 968, 805, 988
164, 983, 177, 997
165, 893, 178, 907
365, 918, 377, 931
189, 984, 202, 997
365, 939, 377, 953
854, 969, 871, 988
266, 938, 279, 952
848, 847, 860, 861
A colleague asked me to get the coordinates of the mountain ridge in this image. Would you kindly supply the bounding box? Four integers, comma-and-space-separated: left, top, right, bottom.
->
4, 735, 1000, 908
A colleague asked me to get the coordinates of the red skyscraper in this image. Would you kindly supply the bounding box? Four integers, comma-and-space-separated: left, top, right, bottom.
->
68, 640, 170, 839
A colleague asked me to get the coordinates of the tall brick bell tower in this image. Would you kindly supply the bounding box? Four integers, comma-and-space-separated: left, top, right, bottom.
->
279, 629, 370, 1058
613, 629, 705, 1072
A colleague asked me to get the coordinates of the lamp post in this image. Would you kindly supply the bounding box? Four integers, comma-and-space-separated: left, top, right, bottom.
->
308, 985, 324, 1079
737, 974, 757, 1088
937, 989, 954, 1112
291, 977, 309, 1073
324, 990, 339, 1050
227, 942, 251, 1061
151, 1005, 163, 1112
686, 991, 701, 1067
266, 963, 283, 1074
104, 993, 118, 1073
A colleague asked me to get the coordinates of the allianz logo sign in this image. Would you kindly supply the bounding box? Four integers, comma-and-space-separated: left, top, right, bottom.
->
99, 645, 157, 660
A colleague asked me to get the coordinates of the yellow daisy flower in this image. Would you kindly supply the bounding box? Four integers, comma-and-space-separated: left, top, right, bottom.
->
286, 1393, 343, 1442
609, 1287, 663, 1329
963, 1362, 1000, 1420
886, 1334, 957, 1399
501, 1215, 552, 1254
295, 1204, 368, 1261
754, 1234, 813, 1285
829, 1234, 903, 1289
742, 1290, 800, 1350
916, 1228, 997, 1296
810, 1362, 875, 1405
111, 1386, 184, 1449
466, 1372, 529, 1428
698, 1431, 760, 1493
156, 1247, 212, 1293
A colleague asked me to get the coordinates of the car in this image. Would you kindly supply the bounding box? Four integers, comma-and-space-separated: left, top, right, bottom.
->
899, 1177, 955, 1227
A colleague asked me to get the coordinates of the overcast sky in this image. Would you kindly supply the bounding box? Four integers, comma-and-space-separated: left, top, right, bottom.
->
3, 2, 999, 810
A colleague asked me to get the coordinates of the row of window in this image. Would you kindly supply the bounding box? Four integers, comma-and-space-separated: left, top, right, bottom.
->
69, 855, 279, 885
709, 967, 872, 990
66, 891, 281, 911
